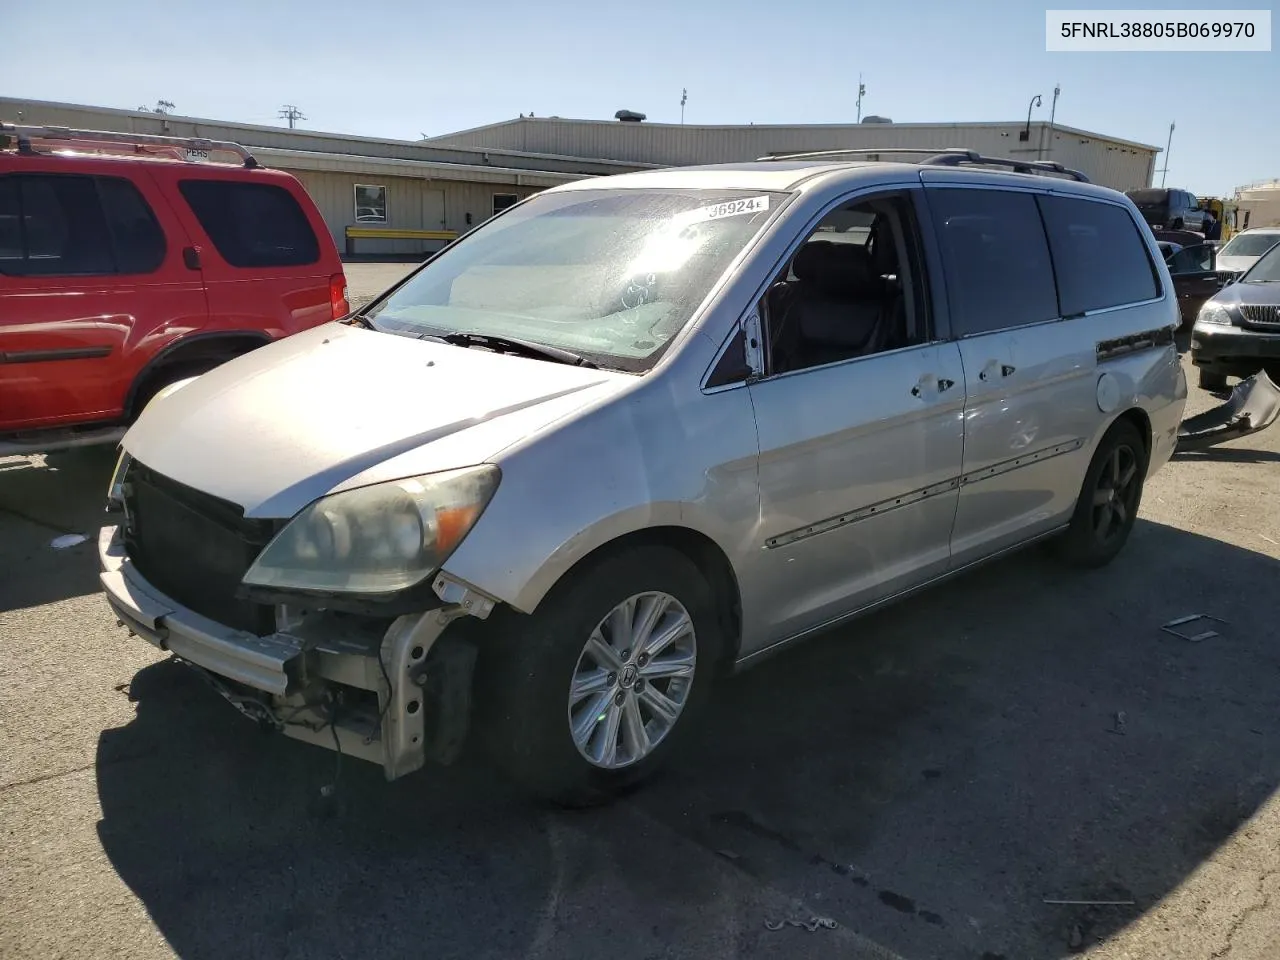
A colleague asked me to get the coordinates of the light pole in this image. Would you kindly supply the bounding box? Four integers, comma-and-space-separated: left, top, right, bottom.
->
1043, 84, 1060, 160
1021, 93, 1042, 143
1159, 122, 1175, 186
681, 88, 687, 125
856, 75, 866, 122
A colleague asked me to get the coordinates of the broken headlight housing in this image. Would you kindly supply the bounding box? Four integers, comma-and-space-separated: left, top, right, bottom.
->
242, 465, 500, 595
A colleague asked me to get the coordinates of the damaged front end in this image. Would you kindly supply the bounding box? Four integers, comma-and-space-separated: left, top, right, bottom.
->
1175, 370, 1280, 453
102, 521, 492, 780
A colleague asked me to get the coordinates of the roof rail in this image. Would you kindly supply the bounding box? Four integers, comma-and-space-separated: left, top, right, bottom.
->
0, 123, 260, 169
756, 147, 970, 162
756, 146, 1090, 182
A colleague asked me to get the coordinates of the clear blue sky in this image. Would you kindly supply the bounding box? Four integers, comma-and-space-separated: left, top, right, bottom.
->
4, 0, 1275, 195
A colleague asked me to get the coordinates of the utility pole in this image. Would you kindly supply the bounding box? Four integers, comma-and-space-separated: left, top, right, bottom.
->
856, 75, 866, 122
278, 104, 306, 129
1157, 121, 1175, 186
680, 88, 687, 125
1044, 83, 1060, 160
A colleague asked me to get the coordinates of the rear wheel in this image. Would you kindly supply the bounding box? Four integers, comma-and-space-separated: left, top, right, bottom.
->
478, 546, 722, 807
1198, 369, 1228, 391
1054, 420, 1147, 568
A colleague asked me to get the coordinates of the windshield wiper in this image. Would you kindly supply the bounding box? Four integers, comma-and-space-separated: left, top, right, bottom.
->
341, 312, 380, 330
425, 331, 598, 368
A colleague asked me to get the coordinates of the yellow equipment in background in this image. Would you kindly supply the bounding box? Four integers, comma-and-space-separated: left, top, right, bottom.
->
1198, 197, 1239, 240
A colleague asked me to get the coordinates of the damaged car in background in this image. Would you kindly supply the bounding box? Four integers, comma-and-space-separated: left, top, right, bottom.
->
99, 151, 1270, 806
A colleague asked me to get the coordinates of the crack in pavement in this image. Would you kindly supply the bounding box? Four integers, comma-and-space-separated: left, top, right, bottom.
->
0, 751, 152, 795
1209, 863, 1279, 958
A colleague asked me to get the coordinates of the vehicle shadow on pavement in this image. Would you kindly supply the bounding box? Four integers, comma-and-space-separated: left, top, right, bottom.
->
95, 520, 1280, 960
0, 449, 117, 613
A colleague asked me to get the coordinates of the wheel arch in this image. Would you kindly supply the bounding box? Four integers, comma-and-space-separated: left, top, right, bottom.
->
505, 524, 745, 675
124, 331, 272, 418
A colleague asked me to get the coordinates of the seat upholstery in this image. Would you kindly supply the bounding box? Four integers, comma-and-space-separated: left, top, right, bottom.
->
786, 241, 887, 368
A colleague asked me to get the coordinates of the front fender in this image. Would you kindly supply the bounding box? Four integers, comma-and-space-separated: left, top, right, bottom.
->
438, 375, 761, 614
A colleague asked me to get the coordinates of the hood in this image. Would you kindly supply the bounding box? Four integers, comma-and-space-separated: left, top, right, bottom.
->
1216, 255, 1258, 273
1213, 278, 1280, 308
123, 323, 629, 517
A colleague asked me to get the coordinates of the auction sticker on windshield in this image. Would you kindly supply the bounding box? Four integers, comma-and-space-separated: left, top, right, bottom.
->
698, 196, 770, 220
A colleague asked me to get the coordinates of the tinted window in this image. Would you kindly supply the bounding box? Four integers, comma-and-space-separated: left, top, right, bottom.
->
0, 175, 115, 276
1168, 244, 1213, 274
178, 179, 319, 268
927, 188, 1059, 336
1038, 196, 1159, 314
98, 177, 166, 274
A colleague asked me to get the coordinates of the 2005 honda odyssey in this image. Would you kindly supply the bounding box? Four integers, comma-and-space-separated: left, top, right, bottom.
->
101, 150, 1188, 804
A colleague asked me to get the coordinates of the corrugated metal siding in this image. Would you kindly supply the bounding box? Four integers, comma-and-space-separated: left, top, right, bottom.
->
283, 169, 539, 256
436, 119, 1157, 191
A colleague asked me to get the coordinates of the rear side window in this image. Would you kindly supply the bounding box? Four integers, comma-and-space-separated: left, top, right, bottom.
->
179, 179, 319, 268
1038, 196, 1159, 315
927, 188, 1059, 336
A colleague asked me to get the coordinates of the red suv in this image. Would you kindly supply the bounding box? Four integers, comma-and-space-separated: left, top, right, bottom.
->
0, 124, 348, 453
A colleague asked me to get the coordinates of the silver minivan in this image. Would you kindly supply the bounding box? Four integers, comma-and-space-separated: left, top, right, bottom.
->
101, 152, 1188, 804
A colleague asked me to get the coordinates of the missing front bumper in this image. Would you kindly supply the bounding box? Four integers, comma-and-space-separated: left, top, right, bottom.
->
1176, 370, 1280, 452
99, 524, 485, 780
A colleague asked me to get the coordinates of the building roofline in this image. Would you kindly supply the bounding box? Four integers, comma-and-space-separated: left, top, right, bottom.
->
0, 95, 662, 170
429, 115, 1161, 153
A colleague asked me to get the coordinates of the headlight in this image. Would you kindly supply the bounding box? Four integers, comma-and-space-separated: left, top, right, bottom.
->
242, 464, 500, 595
106, 449, 133, 507
1196, 303, 1232, 326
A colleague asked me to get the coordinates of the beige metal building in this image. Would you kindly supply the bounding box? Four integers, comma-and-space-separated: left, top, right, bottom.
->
0, 97, 656, 256
3, 97, 1160, 257
429, 115, 1161, 192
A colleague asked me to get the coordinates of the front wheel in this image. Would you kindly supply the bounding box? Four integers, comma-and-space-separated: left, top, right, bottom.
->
478, 546, 723, 806
1053, 420, 1148, 568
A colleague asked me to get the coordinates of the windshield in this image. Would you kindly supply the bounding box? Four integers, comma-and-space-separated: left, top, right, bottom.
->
1219, 233, 1280, 258
1240, 243, 1280, 282
363, 187, 787, 372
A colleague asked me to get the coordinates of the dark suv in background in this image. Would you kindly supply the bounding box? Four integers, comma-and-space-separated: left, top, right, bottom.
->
1125, 187, 1207, 232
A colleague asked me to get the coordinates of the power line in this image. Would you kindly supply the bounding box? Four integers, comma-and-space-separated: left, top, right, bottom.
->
278, 104, 306, 129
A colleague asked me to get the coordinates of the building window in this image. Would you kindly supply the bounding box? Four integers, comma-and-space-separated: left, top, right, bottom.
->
493, 193, 519, 217
354, 184, 387, 223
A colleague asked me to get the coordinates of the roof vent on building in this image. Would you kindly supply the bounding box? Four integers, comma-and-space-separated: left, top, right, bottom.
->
861, 115, 892, 124
615, 110, 647, 123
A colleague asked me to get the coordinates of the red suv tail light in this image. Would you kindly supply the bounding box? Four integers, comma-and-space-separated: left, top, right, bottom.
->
329, 273, 350, 320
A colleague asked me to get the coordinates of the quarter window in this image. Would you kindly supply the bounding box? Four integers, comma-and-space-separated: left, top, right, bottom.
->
0, 174, 163, 277
179, 179, 319, 268
1038, 195, 1159, 314
927, 188, 1059, 336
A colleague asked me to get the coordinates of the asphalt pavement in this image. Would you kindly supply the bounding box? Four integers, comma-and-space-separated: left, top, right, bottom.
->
2, 276, 1279, 959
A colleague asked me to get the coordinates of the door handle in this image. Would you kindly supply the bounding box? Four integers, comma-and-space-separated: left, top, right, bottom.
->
1001, 364, 1016, 377
182, 246, 202, 270
912, 376, 955, 398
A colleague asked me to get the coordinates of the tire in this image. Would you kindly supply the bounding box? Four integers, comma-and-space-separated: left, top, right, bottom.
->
1172, 217, 1184, 230
477, 545, 724, 807
1198, 369, 1228, 391
1053, 420, 1148, 569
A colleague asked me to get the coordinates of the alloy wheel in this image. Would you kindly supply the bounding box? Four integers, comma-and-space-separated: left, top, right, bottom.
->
567, 592, 697, 769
